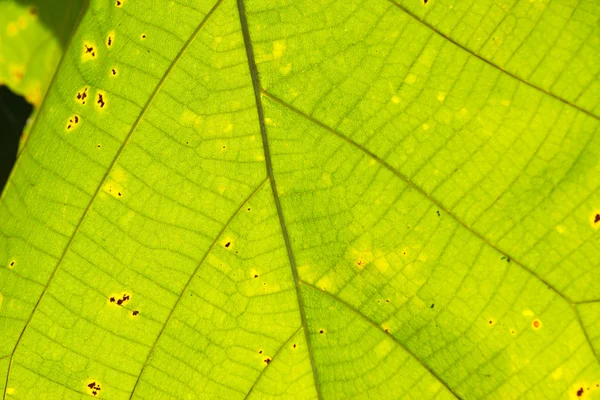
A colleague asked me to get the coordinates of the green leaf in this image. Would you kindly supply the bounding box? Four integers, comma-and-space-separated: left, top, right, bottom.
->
1, 0, 599, 398
0, 0, 84, 106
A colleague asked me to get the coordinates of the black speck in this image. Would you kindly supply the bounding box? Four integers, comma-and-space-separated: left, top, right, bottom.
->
225, 242, 231, 248
430, 303, 434, 308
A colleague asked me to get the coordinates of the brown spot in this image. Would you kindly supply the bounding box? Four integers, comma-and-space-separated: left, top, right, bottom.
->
225, 242, 231, 248
430, 303, 434, 308
532, 319, 541, 329
97, 93, 105, 108
107, 36, 113, 47
254, 274, 258, 278
85, 45, 94, 54
116, 0, 123, 6
258, 350, 262, 354
319, 329, 324, 334
577, 387, 584, 397
141, 34, 146, 39
595, 214, 600, 224
293, 344, 297, 348
10, 261, 14, 267
109, 297, 115, 302
263, 357, 271, 365
111, 68, 117, 76
132, 310, 139, 316
29, 7, 37, 15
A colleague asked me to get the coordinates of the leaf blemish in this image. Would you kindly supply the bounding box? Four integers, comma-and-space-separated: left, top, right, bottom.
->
224, 242, 231, 248
141, 34, 146, 40
76, 87, 88, 105
577, 387, 584, 397
116, 0, 124, 7
532, 319, 542, 329
83, 43, 96, 59
96, 92, 106, 108
66, 115, 81, 131
111, 68, 118, 77
263, 357, 271, 365
87, 381, 101, 396
132, 310, 139, 316
319, 329, 325, 334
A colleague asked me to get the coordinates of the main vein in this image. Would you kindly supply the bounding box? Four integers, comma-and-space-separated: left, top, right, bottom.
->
236, 0, 322, 398
2, 1, 225, 397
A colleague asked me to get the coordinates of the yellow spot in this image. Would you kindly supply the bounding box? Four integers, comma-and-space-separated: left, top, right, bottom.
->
179, 109, 198, 126
552, 367, 563, 380
112, 166, 127, 184
255, 154, 265, 162
374, 338, 393, 358
279, 63, 292, 75
556, 225, 566, 233
25, 83, 41, 106
391, 95, 401, 104
522, 309, 534, 317
95, 90, 107, 110
501, 99, 511, 107
437, 92, 446, 103
272, 40, 287, 60
369, 159, 376, 166
82, 41, 97, 61
217, 185, 227, 194
352, 249, 373, 269
106, 31, 115, 48
422, 123, 430, 131
119, 210, 136, 226
5, 387, 15, 396
316, 276, 333, 292
0, 292, 3, 311
7, 22, 18, 37
224, 123, 233, 133
321, 172, 332, 186
66, 115, 81, 131
17, 16, 28, 30
10, 65, 24, 83
374, 257, 390, 274
459, 107, 469, 116
264, 117, 273, 125
591, 212, 600, 229
404, 73, 417, 85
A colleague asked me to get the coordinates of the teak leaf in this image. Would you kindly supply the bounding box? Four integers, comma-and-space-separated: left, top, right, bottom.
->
1, 0, 599, 398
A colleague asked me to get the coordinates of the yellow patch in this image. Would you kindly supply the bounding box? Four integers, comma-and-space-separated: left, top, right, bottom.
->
522, 309, 534, 317
437, 92, 446, 103
321, 172, 332, 186
272, 40, 287, 60
374, 257, 390, 274
551, 367, 563, 380
422, 123, 430, 131
374, 338, 393, 358
25, 83, 41, 106
501, 99, 511, 107
5, 387, 15, 395
404, 73, 417, 85
391, 95, 401, 104
82, 41, 97, 61
279, 63, 292, 75
17, 16, 28, 29
7, 22, 18, 37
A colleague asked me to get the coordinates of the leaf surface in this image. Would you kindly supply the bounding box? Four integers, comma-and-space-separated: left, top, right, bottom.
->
1, 0, 599, 398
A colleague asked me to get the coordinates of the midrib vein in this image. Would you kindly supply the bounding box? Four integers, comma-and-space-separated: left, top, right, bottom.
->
262, 90, 572, 304
236, 0, 323, 399
2, 1, 225, 398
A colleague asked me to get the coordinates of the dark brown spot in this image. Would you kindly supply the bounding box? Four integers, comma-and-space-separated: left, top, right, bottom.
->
436, 210, 440, 217
97, 93, 105, 108
595, 214, 600, 223
109, 297, 115, 302
116, 0, 122, 6
430, 303, 434, 308
117, 299, 123, 305
293, 344, 297, 348
111, 68, 117, 76
254, 274, 258, 278
132, 310, 139, 316
319, 329, 324, 334
107, 36, 113, 47
577, 387, 584, 397
141, 34, 146, 39
84, 45, 94, 54
225, 242, 231, 248
29, 7, 37, 15
10, 261, 14, 267
264, 357, 271, 365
